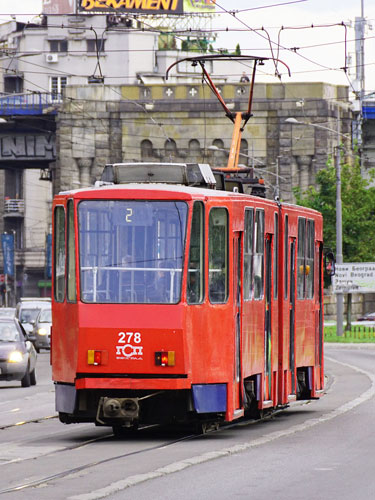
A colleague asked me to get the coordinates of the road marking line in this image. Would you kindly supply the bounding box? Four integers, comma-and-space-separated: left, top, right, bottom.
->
70, 357, 375, 500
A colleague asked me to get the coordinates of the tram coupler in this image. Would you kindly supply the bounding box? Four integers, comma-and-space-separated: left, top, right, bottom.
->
96, 397, 140, 425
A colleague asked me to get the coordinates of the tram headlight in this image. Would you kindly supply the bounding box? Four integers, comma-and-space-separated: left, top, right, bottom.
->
155, 351, 175, 367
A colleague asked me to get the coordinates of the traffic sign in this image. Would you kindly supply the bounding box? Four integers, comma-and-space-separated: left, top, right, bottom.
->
332, 263, 375, 294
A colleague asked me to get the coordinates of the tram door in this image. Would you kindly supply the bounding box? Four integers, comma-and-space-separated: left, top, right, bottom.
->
233, 232, 242, 411
264, 235, 272, 402
316, 242, 324, 388
289, 239, 296, 395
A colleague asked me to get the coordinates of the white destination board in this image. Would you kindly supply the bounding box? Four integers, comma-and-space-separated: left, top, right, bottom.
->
332, 263, 375, 293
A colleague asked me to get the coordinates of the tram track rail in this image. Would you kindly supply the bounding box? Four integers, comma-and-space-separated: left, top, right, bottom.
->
0, 427, 196, 495
0, 414, 57, 431
0, 406, 298, 496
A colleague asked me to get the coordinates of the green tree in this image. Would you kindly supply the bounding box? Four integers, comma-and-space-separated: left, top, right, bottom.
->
293, 153, 375, 262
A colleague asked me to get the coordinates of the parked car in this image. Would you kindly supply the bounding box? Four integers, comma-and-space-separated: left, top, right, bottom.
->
16, 298, 51, 343
32, 306, 52, 353
0, 318, 37, 387
0, 307, 16, 318
357, 312, 375, 321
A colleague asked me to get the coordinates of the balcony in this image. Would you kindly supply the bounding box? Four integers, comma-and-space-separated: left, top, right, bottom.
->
0, 92, 62, 116
4, 198, 25, 217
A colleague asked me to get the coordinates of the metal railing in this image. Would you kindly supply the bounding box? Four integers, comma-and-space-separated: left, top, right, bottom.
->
4, 199, 25, 214
0, 92, 63, 115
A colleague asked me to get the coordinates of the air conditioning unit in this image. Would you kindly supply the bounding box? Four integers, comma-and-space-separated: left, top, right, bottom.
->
46, 53, 58, 63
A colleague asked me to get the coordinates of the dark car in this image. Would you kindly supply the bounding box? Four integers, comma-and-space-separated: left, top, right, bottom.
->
32, 306, 52, 352
357, 312, 375, 321
0, 318, 37, 387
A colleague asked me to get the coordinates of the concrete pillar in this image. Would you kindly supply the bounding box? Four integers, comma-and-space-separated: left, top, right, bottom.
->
77, 158, 93, 188
296, 155, 312, 193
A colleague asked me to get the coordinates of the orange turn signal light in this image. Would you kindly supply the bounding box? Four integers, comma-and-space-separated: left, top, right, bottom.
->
87, 350, 108, 366
155, 351, 175, 367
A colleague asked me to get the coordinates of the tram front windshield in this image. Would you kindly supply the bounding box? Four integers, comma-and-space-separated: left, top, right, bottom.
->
78, 200, 188, 304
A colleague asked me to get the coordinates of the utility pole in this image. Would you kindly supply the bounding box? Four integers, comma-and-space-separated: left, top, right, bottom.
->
354, 1, 365, 149
335, 108, 344, 337
12, 230, 16, 306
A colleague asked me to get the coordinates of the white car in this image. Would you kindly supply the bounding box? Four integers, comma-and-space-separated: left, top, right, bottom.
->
0, 318, 37, 387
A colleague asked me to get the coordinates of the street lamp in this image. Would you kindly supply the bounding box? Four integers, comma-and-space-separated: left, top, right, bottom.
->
285, 116, 350, 336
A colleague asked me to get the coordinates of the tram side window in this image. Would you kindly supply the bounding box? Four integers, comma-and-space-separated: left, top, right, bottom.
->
297, 218, 315, 299
187, 202, 204, 304
54, 206, 65, 302
273, 212, 279, 299
297, 218, 306, 299
67, 200, 77, 302
284, 215, 288, 299
243, 208, 254, 301
306, 220, 315, 298
209, 208, 228, 303
253, 210, 265, 300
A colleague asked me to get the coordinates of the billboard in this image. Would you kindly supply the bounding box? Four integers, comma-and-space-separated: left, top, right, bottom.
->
42, 0, 76, 15
1, 234, 14, 277
183, 0, 216, 13
78, 0, 215, 14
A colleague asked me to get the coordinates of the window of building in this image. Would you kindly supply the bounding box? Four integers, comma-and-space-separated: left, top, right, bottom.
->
49, 40, 68, 52
243, 208, 254, 301
67, 200, 76, 302
187, 202, 204, 304
87, 39, 106, 53
141, 139, 153, 160
4, 76, 23, 94
54, 206, 65, 303
209, 207, 228, 303
253, 209, 265, 299
164, 138, 177, 160
50, 76, 67, 101
211, 139, 226, 167
188, 139, 201, 162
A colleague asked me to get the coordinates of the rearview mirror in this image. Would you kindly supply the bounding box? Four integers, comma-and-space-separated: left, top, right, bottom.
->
325, 251, 335, 276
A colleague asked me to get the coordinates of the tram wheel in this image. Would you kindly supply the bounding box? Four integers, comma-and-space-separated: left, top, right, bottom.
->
194, 421, 220, 435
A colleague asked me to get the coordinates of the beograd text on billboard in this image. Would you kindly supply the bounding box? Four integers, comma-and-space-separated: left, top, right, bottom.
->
332, 263, 375, 294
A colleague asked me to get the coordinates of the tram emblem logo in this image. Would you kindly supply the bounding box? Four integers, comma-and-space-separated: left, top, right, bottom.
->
116, 331, 143, 361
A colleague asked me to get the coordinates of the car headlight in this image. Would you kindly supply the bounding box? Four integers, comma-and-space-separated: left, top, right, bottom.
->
8, 351, 23, 363
38, 328, 48, 336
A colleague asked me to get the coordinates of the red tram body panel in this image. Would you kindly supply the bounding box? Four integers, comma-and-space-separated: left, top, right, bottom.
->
51, 175, 324, 430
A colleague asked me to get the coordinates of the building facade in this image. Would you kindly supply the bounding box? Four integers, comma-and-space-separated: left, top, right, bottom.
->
0, 10, 354, 300
56, 81, 352, 203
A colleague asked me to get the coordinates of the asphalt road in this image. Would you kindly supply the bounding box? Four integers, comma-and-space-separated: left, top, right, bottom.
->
0, 345, 374, 500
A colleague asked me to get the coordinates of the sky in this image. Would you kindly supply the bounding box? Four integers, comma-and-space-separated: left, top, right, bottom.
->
0, 0, 374, 97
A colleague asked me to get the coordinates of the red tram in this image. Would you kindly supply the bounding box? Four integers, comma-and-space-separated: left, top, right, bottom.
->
51, 55, 324, 432
51, 162, 324, 431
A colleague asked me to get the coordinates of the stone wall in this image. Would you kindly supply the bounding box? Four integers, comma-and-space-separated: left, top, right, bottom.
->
324, 290, 375, 322
55, 81, 353, 203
